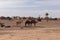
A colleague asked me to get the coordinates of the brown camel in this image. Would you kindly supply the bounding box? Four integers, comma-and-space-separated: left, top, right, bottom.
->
25, 19, 37, 27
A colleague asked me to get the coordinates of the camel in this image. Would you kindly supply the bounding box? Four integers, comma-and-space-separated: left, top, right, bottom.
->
25, 19, 37, 27
25, 20, 31, 26
16, 19, 23, 26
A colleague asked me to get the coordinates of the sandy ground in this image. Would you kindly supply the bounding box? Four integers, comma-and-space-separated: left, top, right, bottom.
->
0, 28, 60, 40
0, 20, 60, 40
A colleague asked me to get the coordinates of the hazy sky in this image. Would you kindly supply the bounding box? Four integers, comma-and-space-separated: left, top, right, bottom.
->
0, 0, 60, 18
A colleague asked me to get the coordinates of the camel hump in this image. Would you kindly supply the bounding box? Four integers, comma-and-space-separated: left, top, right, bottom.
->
31, 19, 37, 23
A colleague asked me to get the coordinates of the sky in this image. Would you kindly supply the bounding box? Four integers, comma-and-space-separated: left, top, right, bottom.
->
0, 0, 60, 18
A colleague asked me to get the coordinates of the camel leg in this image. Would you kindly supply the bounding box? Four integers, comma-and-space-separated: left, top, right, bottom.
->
25, 23, 29, 27
25, 23, 27, 27
34, 23, 36, 27
28, 24, 30, 27
30, 23, 32, 26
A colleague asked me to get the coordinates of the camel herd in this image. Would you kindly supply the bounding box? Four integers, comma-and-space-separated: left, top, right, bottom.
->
0, 16, 59, 28
0, 16, 41, 28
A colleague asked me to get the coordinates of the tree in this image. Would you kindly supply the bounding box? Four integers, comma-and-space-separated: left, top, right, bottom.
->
46, 13, 49, 17
45, 13, 49, 22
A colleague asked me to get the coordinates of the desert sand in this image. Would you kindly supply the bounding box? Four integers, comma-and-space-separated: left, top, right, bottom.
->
0, 20, 60, 40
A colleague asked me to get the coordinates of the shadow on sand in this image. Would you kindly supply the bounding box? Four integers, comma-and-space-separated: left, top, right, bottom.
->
24, 25, 46, 28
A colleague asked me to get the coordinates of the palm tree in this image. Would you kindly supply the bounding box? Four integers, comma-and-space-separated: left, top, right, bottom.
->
45, 13, 49, 22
